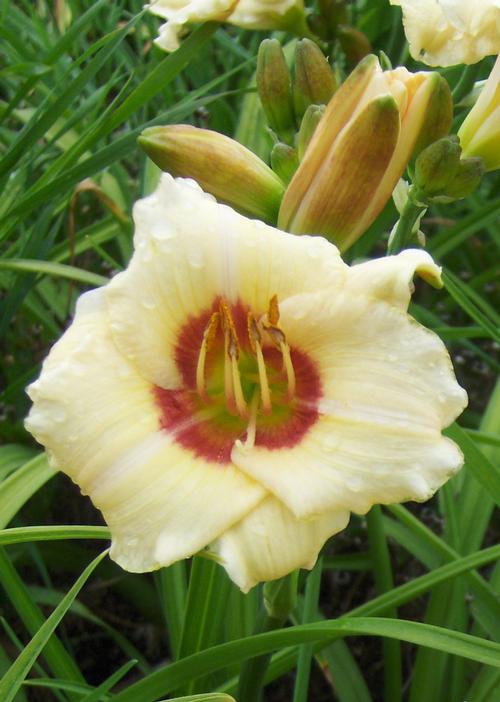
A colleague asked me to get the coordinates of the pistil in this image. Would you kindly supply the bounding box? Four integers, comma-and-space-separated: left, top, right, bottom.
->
248, 313, 272, 414
220, 300, 248, 418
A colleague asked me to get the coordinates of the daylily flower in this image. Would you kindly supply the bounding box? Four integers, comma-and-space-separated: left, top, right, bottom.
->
458, 55, 500, 171
26, 175, 467, 592
389, 0, 500, 66
146, 0, 308, 52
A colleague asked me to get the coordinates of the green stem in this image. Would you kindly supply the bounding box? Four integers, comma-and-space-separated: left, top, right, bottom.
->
237, 611, 286, 702
366, 506, 402, 702
387, 199, 425, 255
292, 558, 323, 702
239, 573, 298, 702
452, 62, 481, 102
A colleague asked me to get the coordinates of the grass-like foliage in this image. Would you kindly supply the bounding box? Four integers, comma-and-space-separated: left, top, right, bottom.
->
0, 1, 499, 701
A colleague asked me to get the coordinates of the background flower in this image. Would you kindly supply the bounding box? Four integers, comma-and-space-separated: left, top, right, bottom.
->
25, 176, 467, 592
389, 0, 500, 66
147, 0, 307, 51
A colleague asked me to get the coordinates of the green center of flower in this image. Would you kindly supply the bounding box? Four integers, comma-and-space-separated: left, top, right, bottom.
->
155, 297, 320, 463
195, 296, 296, 445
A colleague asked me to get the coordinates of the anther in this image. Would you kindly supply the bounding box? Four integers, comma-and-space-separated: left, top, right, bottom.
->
248, 313, 272, 414
263, 295, 296, 403
196, 312, 220, 402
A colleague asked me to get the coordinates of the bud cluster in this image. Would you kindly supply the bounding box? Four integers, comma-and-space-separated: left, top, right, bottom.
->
414, 136, 485, 204
257, 38, 338, 182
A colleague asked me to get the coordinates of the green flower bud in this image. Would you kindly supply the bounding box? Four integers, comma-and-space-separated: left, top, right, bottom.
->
338, 26, 372, 66
297, 104, 325, 160
257, 39, 296, 144
414, 136, 462, 195
442, 157, 485, 200
412, 74, 453, 159
293, 39, 337, 119
138, 125, 285, 223
271, 142, 299, 183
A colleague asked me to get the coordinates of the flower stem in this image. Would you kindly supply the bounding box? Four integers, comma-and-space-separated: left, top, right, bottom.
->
387, 198, 425, 255
238, 572, 298, 702
366, 506, 402, 702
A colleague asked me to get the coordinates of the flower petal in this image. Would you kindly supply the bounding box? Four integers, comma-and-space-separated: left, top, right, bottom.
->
105, 174, 346, 388
345, 249, 442, 310
26, 288, 265, 572
232, 289, 466, 518
389, 0, 500, 66
213, 495, 349, 592
25, 289, 158, 488
148, 0, 235, 52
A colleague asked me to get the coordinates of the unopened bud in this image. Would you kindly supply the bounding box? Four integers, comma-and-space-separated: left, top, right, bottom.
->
338, 26, 372, 65
442, 157, 485, 200
414, 136, 461, 195
412, 74, 453, 158
138, 125, 285, 222
279, 55, 455, 251
271, 143, 299, 183
297, 105, 325, 160
318, 0, 348, 32
257, 39, 295, 144
293, 39, 337, 119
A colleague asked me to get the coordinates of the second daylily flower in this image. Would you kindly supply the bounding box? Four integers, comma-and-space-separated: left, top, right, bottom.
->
146, 0, 308, 52
26, 176, 467, 592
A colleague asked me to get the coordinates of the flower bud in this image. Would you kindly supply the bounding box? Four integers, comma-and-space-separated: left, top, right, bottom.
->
293, 39, 337, 119
278, 55, 453, 251
414, 136, 461, 195
138, 125, 285, 222
257, 39, 296, 144
458, 56, 500, 172
297, 105, 325, 160
271, 142, 299, 183
338, 26, 372, 66
442, 157, 485, 200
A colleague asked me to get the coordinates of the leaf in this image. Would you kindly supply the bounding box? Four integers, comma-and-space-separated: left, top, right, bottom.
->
0, 453, 56, 529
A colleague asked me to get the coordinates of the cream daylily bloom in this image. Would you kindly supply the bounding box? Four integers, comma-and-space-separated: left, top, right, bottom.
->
147, 0, 306, 52
26, 175, 467, 592
389, 0, 500, 66
458, 55, 500, 171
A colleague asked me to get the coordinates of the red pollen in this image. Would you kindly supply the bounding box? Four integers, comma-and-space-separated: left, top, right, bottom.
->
154, 299, 321, 465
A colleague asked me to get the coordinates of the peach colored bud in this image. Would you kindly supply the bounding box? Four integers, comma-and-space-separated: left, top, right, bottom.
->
278, 55, 453, 251
139, 125, 285, 222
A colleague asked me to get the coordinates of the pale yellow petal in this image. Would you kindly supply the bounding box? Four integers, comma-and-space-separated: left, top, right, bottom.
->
26, 288, 265, 572
345, 249, 442, 310
389, 0, 500, 66
213, 495, 349, 592
232, 289, 466, 518
25, 289, 158, 488
148, 0, 234, 51
94, 436, 265, 572
105, 174, 346, 389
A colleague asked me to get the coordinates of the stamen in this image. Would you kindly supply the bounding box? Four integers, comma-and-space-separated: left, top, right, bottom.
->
243, 390, 260, 449
196, 312, 220, 402
220, 300, 247, 418
248, 313, 271, 414
263, 295, 296, 403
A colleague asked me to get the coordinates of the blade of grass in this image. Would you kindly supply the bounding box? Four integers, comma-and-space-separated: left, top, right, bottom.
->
0, 550, 108, 702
